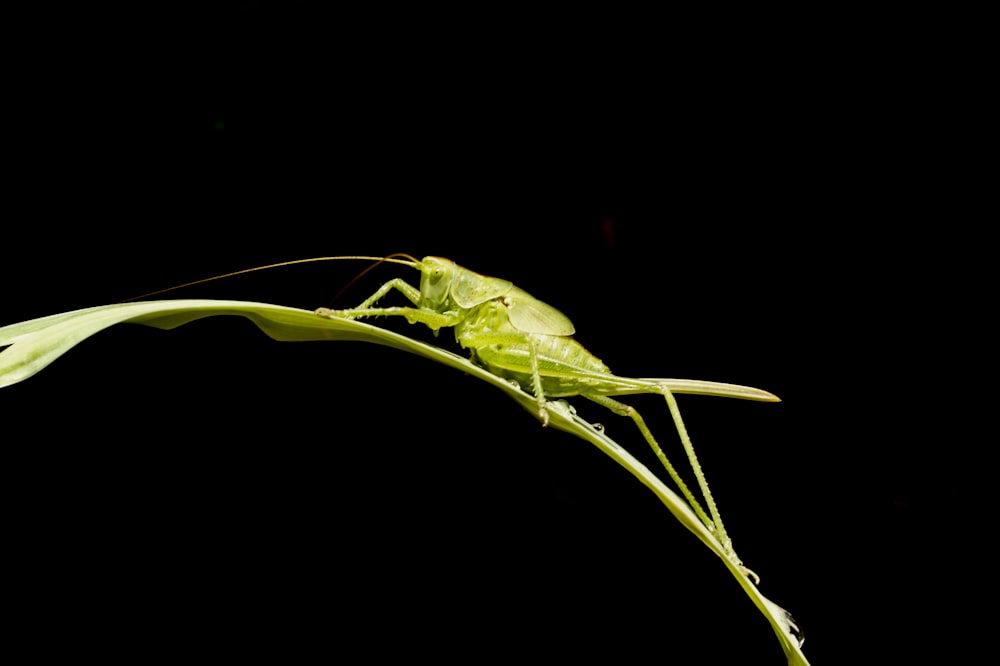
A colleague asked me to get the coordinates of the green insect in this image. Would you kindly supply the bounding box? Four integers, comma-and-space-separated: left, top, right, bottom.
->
312, 254, 778, 566
126, 252, 776, 571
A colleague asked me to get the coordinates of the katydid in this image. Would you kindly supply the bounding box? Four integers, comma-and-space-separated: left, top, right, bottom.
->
313, 255, 778, 571
125, 253, 777, 574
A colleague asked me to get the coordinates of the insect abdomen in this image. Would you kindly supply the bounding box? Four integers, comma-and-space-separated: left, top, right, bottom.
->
474, 332, 613, 398
454, 299, 614, 397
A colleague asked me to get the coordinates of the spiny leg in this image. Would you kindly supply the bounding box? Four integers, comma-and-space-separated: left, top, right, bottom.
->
526, 338, 549, 426
583, 394, 714, 531
350, 277, 421, 309
316, 305, 460, 332
657, 387, 731, 552
455, 329, 554, 426
315, 277, 461, 330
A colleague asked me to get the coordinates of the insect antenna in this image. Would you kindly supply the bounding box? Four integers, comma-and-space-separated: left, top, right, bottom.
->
321, 252, 420, 308
118, 255, 419, 303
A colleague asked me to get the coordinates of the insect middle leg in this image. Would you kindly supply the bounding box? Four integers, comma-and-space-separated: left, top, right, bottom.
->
455, 330, 553, 426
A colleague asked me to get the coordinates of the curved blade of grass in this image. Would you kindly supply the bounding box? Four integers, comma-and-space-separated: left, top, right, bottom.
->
0, 300, 809, 664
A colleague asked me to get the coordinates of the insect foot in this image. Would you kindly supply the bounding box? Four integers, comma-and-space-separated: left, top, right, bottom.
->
537, 403, 550, 427
725, 545, 760, 585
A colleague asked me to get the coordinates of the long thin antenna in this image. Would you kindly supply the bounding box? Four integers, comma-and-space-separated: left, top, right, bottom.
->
118, 255, 419, 303
325, 252, 420, 307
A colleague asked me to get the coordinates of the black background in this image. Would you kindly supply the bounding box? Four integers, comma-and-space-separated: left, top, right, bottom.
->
3, 4, 966, 663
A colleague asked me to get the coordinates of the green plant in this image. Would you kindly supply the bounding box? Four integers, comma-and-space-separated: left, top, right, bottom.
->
1, 299, 809, 664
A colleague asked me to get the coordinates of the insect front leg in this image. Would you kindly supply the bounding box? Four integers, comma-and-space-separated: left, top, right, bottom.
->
316, 277, 461, 332
345, 277, 422, 310
316, 304, 462, 332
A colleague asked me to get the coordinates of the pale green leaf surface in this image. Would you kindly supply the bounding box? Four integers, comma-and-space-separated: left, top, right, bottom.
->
0, 299, 808, 664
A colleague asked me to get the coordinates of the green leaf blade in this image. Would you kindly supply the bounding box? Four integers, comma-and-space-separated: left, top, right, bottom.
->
0, 299, 809, 663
